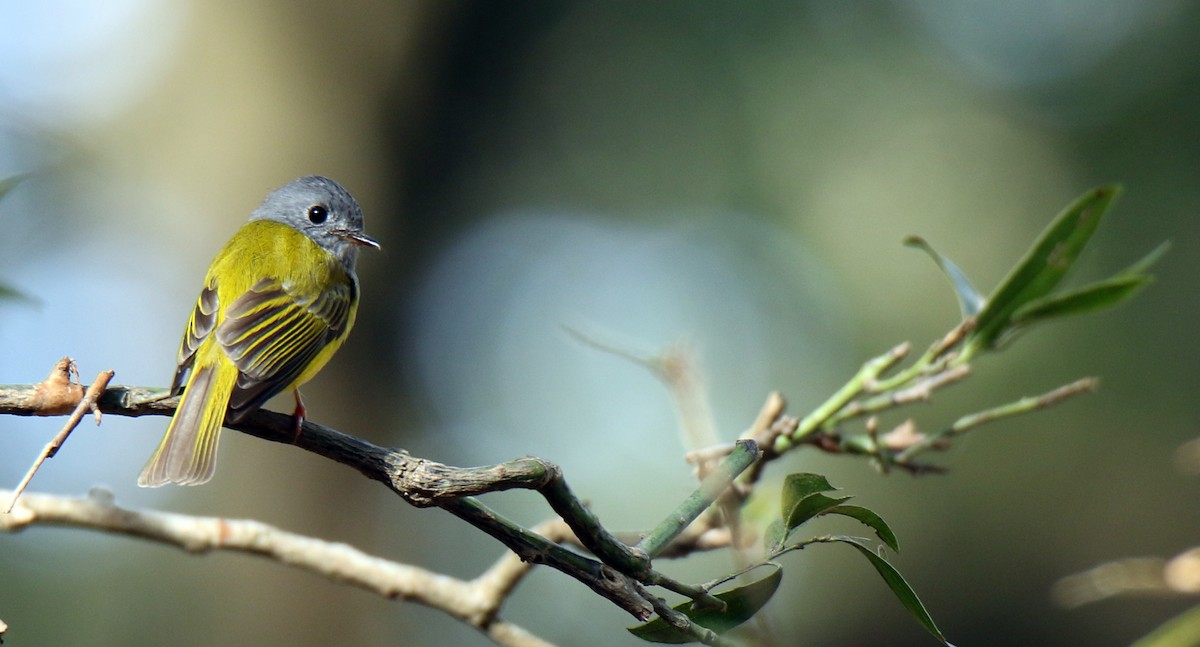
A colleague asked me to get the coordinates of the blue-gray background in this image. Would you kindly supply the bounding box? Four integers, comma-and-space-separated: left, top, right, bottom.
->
1, 2, 1197, 646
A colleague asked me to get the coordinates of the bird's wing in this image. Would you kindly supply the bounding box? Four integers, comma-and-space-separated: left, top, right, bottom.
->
215, 276, 355, 421
170, 281, 220, 395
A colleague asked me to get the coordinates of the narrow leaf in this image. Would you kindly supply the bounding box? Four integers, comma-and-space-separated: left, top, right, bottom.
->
824, 505, 900, 552
1010, 240, 1167, 329
831, 536, 949, 645
1011, 274, 1151, 326
785, 493, 853, 532
781, 473, 836, 520
628, 565, 783, 644
1116, 240, 1171, 279
970, 185, 1120, 351
904, 235, 985, 317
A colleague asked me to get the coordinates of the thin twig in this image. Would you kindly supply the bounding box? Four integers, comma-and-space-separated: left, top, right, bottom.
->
868, 317, 975, 393
778, 343, 910, 453
830, 365, 972, 425
5, 369, 113, 513
897, 378, 1099, 461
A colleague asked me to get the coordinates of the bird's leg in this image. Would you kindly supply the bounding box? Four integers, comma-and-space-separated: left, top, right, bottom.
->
291, 389, 307, 443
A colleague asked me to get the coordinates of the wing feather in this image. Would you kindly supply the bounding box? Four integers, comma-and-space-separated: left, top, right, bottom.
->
170, 282, 219, 395
215, 277, 355, 421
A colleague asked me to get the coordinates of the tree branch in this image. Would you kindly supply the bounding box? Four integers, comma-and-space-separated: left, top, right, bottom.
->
6, 366, 113, 512
1, 379, 742, 623
0, 488, 554, 647
0, 302, 1101, 643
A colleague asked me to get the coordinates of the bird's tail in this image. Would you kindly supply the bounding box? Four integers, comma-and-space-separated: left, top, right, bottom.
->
138, 359, 236, 487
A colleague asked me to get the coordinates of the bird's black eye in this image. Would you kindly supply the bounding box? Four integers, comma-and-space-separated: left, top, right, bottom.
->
307, 205, 328, 224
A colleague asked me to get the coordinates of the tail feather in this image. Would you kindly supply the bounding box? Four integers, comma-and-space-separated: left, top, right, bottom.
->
138, 359, 236, 487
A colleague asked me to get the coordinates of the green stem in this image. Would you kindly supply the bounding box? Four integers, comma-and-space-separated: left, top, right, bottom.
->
896, 378, 1097, 462
779, 344, 908, 451
636, 440, 759, 560
827, 365, 972, 428
869, 318, 975, 393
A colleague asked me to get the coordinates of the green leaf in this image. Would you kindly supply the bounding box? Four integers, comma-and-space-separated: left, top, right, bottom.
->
1116, 240, 1171, 279
1011, 275, 1151, 326
831, 536, 949, 645
785, 493, 853, 532
824, 505, 900, 552
780, 473, 836, 520
1131, 600, 1200, 647
904, 235, 985, 317
628, 564, 783, 644
968, 185, 1120, 352
1009, 240, 1167, 330
763, 518, 787, 552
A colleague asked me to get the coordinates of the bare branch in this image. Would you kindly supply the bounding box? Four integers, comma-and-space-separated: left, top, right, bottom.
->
3, 367, 768, 625
1, 379, 658, 621
6, 369, 114, 512
896, 378, 1099, 462
831, 364, 971, 425
0, 489, 554, 647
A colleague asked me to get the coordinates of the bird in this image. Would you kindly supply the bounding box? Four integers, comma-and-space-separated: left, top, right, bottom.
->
138, 176, 379, 487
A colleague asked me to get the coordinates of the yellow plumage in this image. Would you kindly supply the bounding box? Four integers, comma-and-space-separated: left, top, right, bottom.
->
139, 183, 374, 487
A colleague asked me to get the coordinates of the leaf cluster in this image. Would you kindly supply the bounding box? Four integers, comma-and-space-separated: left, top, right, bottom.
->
628, 186, 1164, 644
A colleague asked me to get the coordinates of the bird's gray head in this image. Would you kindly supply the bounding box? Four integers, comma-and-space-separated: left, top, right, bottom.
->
249, 176, 379, 271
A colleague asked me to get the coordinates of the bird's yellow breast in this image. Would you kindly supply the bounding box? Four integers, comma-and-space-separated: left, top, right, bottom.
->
207, 220, 346, 300
205, 220, 359, 389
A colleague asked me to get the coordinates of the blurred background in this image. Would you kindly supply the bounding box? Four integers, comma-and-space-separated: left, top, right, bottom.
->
1, 2, 1198, 645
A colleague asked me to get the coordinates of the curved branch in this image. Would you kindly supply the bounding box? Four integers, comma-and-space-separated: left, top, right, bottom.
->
0, 488, 554, 647
2, 382, 661, 620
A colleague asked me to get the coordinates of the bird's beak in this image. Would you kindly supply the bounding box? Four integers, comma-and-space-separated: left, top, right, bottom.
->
339, 230, 381, 250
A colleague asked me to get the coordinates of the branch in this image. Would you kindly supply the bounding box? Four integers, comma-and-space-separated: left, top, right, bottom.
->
638, 440, 759, 560
778, 342, 911, 452
0, 489, 554, 647
0, 319, 1099, 643
895, 378, 1098, 462
6, 366, 113, 512
680, 313, 1095, 480
3, 380, 762, 623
